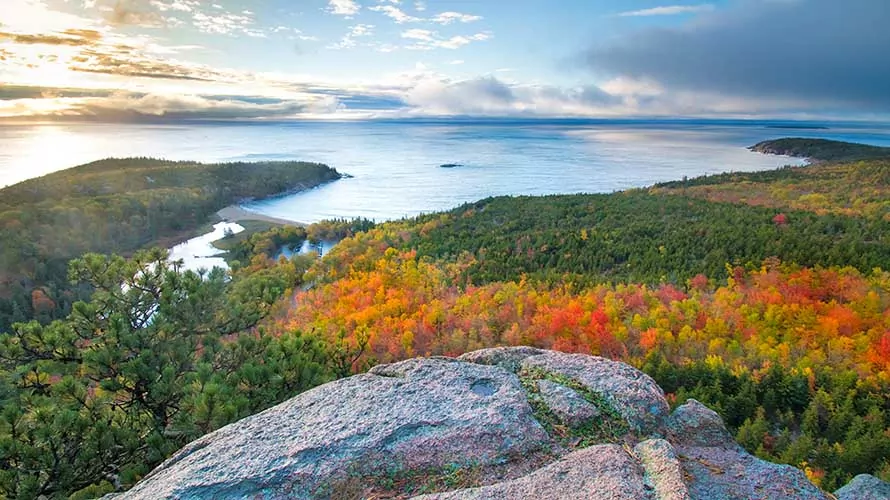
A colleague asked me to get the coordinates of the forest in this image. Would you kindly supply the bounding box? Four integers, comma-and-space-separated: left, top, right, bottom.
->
0, 158, 341, 332
2, 138, 890, 497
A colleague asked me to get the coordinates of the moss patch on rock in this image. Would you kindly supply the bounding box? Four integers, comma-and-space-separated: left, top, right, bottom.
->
519, 366, 630, 448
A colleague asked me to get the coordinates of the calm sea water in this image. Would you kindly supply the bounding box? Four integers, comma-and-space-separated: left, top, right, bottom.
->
2, 119, 890, 223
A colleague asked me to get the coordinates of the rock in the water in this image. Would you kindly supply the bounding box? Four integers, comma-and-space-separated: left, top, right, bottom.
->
634, 439, 689, 500
535, 379, 601, 428
665, 399, 737, 448
835, 474, 890, 500
118, 357, 550, 499
520, 352, 669, 434
413, 445, 650, 500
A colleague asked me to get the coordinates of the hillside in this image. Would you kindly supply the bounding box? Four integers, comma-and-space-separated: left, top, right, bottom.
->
654, 157, 890, 219
0, 158, 341, 331
655, 139, 890, 220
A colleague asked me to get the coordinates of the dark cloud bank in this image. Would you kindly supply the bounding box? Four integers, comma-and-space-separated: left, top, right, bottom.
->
585, 0, 890, 112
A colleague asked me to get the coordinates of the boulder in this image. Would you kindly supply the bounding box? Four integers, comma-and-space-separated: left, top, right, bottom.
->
679, 445, 830, 500
118, 356, 550, 499
835, 474, 890, 500
113, 347, 840, 500
520, 352, 670, 434
665, 399, 737, 448
667, 400, 829, 500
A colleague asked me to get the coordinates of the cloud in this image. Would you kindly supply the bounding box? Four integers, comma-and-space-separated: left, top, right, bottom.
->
0, 90, 342, 121
106, 0, 166, 27
68, 47, 221, 81
191, 10, 265, 37
84, 0, 268, 35
398, 73, 824, 119
405, 77, 515, 114
430, 12, 482, 24
366, 5, 484, 34
0, 85, 113, 100
149, 0, 200, 13
401, 29, 491, 50
328, 24, 375, 49
586, 0, 890, 112
616, 4, 714, 17
328, 0, 360, 16
0, 29, 101, 46
369, 5, 420, 23
3, 0, 100, 32
402, 76, 632, 117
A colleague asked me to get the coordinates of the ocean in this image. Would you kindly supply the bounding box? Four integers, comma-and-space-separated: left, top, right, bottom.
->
2, 119, 890, 223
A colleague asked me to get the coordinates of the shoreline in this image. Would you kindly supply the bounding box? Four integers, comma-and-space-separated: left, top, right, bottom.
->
216, 205, 306, 226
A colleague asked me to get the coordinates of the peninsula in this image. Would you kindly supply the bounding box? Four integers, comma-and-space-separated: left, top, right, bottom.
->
0, 158, 341, 331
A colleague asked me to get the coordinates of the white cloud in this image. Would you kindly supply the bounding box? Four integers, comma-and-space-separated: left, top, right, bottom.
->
430, 11, 482, 24
328, 23, 375, 49
349, 24, 375, 36
191, 10, 265, 37
414, 1, 426, 12
4, 0, 99, 32
369, 5, 420, 23
599, 77, 663, 97
149, 0, 199, 13
402, 29, 491, 50
448, 59, 464, 65
373, 43, 399, 52
617, 4, 715, 17
401, 28, 434, 41
328, 0, 360, 16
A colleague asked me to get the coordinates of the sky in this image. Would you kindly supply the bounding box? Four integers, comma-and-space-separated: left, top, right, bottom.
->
0, 0, 887, 121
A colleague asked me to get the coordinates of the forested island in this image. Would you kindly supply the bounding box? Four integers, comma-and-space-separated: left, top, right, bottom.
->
2, 139, 890, 498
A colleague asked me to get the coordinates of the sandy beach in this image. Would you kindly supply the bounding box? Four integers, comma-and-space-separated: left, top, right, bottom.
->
216, 205, 304, 226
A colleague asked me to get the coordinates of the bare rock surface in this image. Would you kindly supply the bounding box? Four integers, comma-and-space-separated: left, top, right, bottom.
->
113, 347, 863, 500
520, 351, 670, 434
679, 445, 830, 500
412, 445, 650, 500
535, 379, 601, 428
634, 439, 689, 500
117, 356, 550, 500
835, 474, 890, 500
457, 346, 545, 372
